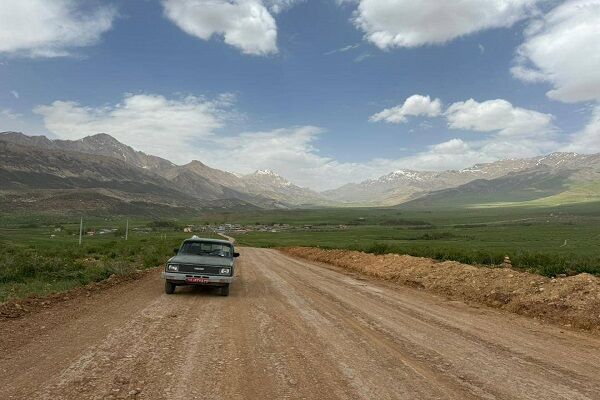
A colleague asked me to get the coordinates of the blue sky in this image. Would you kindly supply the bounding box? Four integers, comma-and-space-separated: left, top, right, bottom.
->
1, 0, 599, 190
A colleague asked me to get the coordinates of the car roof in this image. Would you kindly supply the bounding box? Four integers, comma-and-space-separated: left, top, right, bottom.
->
182, 237, 232, 245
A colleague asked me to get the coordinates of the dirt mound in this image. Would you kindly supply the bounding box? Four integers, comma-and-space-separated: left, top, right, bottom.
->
0, 268, 157, 320
282, 247, 600, 332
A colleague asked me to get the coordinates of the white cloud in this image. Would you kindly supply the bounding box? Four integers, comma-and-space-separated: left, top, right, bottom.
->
370, 95, 442, 123
354, 52, 372, 63
324, 43, 360, 55
512, 0, 600, 103
26, 93, 410, 189
445, 99, 555, 137
1, 108, 22, 120
0, 108, 49, 133
162, 0, 278, 56
352, 0, 538, 50
0, 0, 116, 58
264, 0, 304, 13
196, 126, 344, 188
10, 90, 19, 99
31, 93, 586, 191
34, 94, 229, 162
564, 105, 600, 153
193, 125, 562, 190
381, 134, 563, 174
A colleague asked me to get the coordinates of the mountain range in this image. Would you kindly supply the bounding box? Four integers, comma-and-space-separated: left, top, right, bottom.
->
325, 152, 600, 207
1, 131, 599, 214
0, 132, 329, 214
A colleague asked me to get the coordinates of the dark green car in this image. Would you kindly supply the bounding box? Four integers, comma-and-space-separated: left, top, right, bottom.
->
161, 236, 239, 296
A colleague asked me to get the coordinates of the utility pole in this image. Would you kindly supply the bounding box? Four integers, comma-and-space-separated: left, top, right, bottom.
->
125, 219, 129, 241
79, 217, 83, 245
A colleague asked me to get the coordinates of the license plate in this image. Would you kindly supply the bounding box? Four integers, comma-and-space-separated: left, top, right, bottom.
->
186, 277, 209, 284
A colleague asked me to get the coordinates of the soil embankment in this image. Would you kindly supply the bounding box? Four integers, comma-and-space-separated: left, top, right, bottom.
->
283, 247, 600, 331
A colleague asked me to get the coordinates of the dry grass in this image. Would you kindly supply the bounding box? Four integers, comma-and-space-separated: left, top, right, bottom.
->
282, 247, 600, 332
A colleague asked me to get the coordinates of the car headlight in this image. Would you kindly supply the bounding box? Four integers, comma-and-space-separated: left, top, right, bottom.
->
167, 264, 179, 272
219, 268, 231, 275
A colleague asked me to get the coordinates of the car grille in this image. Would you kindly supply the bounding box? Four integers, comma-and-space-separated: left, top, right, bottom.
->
176, 264, 227, 275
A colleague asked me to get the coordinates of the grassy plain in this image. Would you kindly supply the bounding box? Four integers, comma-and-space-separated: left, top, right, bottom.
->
0, 215, 215, 302
1, 201, 599, 302
221, 203, 600, 277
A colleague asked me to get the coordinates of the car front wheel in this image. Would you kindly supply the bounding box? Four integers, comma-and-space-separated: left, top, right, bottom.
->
165, 281, 176, 294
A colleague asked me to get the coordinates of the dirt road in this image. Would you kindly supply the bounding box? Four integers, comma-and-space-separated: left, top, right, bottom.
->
2, 248, 600, 400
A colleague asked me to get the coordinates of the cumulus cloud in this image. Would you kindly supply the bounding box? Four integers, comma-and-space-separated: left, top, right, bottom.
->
162, 0, 278, 55
564, 105, 600, 153
365, 96, 564, 183
0, 0, 116, 58
382, 134, 564, 174
34, 94, 229, 162
31, 93, 582, 191
352, 0, 538, 49
370, 95, 442, 123
445, 99, 555, 137
512, 0, 600, 103
195, 126, 351, 188
196, 127, 555, 189
370, 96, 554, 138
264, 0, 304, 13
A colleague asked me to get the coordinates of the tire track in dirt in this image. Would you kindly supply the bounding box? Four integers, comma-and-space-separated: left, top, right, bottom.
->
256, 248, 600, 400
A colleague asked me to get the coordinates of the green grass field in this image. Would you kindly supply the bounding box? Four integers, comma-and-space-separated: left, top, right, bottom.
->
223, 203, 600, 277
1, 202, 599, 302
0, 216, 219, 302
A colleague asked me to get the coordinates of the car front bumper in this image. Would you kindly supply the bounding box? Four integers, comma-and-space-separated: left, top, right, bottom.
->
161, 271, 234, 284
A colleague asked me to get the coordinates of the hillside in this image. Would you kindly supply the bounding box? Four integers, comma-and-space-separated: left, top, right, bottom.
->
401, 155, 600, 208
0, 140, 241, 214
0, 132, 326, 208
325, 153, 600, 206
237, 170, 332, 207
2, 132, 599, 210
0, 131, 174, 172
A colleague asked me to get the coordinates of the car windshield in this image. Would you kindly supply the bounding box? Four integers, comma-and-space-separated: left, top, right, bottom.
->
179, 241, 232, 257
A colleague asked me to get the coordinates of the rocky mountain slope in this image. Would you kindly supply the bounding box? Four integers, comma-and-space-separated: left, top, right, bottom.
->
401, 154, 600, 208
0, 140, 207, 214
2, 131, 599, 210
324, 153, 600, 206
0, 132, 328, 208
236, 170, 332, 206
0, 131, 174, 172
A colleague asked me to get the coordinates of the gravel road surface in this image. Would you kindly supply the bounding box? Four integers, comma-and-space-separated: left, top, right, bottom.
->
1, 247, 600, 399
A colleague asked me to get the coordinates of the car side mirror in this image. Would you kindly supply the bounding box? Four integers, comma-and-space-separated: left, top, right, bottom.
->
233, 252, 240, 258
173, 248, 179, 254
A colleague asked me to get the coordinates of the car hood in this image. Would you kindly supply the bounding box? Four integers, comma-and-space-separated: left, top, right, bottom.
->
168, 254, 234, 267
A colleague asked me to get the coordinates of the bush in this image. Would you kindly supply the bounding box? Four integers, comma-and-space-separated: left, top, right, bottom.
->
0, 235, 181, 302
365, 242, 391, 255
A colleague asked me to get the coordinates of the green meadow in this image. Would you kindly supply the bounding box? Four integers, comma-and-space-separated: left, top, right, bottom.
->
220, 203, 600, 277
0, 216, 211, 302
1, 201, 599, 302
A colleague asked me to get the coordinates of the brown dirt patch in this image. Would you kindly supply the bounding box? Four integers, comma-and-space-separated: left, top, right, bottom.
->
282, 247, 600, 332
0, 268, 158, 320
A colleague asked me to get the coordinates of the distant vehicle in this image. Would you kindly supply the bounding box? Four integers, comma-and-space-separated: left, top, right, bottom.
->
162, 236, 239, 296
